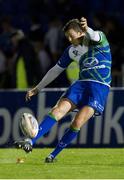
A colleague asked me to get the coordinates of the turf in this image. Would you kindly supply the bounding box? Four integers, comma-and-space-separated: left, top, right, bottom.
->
0, 148, 124, 179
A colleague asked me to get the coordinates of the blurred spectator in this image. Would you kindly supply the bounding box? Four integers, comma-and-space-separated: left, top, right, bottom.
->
0, 16, 18, 88
103, 17, 123, 71
44, 17, 63, 63
28, 15, 51, 77
28, 15, 44, 42
104, 16, 123, 86
10, 30, 42, 89
0, 16, 16, 58
34, 39, 51, 76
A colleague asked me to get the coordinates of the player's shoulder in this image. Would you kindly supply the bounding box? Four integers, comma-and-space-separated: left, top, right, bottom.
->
62, 45, 73, 58
65, 44, 73, 51
57, 45, 73, 68
63, 44, 75, 57
91, 30, 109, 45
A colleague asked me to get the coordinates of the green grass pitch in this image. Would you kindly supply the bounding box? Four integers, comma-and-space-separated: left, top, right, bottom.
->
0, 148, 124, 179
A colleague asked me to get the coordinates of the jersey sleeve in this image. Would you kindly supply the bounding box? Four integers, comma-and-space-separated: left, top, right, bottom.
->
87, 30, 107, 45
86, 27, 101, 42
57, 46, 73, 68
98, 31, 108, 43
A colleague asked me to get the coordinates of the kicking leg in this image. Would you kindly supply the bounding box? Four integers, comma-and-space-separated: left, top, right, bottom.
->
45, 106, 94, 162
15, 98, 75, 152
31, 98, 75, 145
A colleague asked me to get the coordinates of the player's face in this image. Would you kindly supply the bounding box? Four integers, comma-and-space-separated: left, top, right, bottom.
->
65, 28, 85, 46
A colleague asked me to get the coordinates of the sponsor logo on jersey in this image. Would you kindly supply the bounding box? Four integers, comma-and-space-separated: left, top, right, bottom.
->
81, 64, 106, 72
83, 57, 99, 68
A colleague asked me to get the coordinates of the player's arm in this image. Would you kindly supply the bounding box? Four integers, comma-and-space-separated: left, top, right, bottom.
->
25, 64, 64, 101
36, 64, 64, 90
26, 46, 72, 101
80, 17, 100, 42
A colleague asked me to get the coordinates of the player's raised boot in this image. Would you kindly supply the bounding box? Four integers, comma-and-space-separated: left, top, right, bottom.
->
14, 138, 32, 153
45, 154, 56, 163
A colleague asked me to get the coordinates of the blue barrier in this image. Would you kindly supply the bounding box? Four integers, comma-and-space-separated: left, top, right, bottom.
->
0, 88, 124, 148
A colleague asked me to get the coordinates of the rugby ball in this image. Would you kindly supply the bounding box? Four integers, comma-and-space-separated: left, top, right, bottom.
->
20, 113, 39, 138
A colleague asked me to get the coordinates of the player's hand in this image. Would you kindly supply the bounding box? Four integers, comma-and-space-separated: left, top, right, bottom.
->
80, 17, 88, 31
25, 87, 38, 101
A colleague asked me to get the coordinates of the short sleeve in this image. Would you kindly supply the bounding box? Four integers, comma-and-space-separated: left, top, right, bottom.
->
57, 46, 73, 68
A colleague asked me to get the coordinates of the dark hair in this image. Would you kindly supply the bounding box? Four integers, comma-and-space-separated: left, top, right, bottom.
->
63, 19, 83, 33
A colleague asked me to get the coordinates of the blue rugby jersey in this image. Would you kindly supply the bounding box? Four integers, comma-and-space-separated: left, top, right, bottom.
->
57, 31, 112, 86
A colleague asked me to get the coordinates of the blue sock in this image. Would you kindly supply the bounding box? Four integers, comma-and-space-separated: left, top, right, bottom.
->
50, 127, 79, 159
31, 113, 57, 145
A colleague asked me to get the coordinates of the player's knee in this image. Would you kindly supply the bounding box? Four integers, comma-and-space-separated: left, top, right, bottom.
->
50, 106, 64, 121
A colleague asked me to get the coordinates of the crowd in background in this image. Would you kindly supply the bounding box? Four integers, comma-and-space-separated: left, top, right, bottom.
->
0, 0, 124, 89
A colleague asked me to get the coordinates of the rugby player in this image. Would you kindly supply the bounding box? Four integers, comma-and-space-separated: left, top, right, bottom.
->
15, 17, 112, 163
